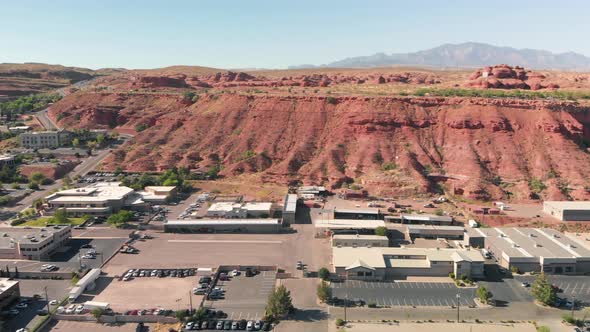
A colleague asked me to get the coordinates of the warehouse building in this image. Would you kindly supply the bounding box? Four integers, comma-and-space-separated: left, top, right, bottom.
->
543, 201, 590, 221
333, 247, 484, 280
385, 214, 454, 225
164, 219, 282, 233
0, 279, 20, 311
206, 202, 273, 218
468, 227, 590, 274
406, 225, 465, 241
334, 208, 381, 220
282, 194, 298, 225
138, 186, 177, 204
315, 219, 386, 233
332, 234, 389, 248
0, 225, 71, 260
46, 183, 137, 217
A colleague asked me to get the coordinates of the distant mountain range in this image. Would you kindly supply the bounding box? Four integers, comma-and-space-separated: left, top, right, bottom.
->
289, 42, 590, 71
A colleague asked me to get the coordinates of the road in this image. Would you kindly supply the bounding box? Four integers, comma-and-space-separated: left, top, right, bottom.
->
35, 108, 60, 130
3, 148, 113, 214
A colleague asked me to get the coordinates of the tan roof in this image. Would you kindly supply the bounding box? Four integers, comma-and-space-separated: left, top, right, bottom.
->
332, 234, 388, 240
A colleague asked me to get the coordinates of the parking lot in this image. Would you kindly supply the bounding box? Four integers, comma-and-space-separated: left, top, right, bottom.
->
90, 275, 202, 312
4, 279, 71, 332
331, 280, 476, 307
516, 275, 590, 304
103, 228, 330, 275
204, 271, 277, 320
51, 237, 128, 270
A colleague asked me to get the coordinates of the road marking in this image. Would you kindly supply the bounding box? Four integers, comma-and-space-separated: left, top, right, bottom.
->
437, 298, 442, 306
409, 283, 414, 289
573, 282, 579, 293
389, 298, 393, 306
167, 240, 283, 244
403, 298, 407, 306
444, 298, 450, 306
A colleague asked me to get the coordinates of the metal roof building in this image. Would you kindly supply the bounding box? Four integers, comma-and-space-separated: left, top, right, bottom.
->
470, 227, 590, 274
543, 201, 590, 221
282, 194, 298, 225
165, 219, 282, 233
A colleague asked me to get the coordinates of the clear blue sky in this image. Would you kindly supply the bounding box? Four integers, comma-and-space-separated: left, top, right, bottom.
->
1, 0, 588, 69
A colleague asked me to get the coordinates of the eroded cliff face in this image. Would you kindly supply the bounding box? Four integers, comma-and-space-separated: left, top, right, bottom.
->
49, 91, 590, 201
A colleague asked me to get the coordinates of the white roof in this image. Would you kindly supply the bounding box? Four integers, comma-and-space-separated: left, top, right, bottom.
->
284, 194, 297, 213
145, 186, 176, 192
166, 219, 280, 226
387, 214, 453, 222
49, 183, 133, 202
346, 259, 375, 271
315, 219, 386, 229
0, 278, 18, 294
208, 202, 242, 212
544, 201, 590, 210
333, 234, 388, 241
333, 247, 484, 270
334, 208, 380, 215
243, 202, 272, 211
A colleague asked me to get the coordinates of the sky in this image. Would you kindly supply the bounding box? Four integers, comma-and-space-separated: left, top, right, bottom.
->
1, 0, 589, 70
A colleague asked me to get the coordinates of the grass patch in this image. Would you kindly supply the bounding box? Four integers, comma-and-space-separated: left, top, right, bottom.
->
20, 217, 86, 227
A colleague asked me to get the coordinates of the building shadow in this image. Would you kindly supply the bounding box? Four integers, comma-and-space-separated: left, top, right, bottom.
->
288, 308, 329, 322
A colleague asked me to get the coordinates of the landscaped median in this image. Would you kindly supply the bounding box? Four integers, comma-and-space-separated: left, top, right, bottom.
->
19, 216, 87, 227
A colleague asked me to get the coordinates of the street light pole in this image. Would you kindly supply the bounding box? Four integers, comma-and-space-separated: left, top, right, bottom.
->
44, 286, 50, 314
189, 289, 193, 313
571, 295, 576, 318
456, 293, 460, 323
344, 286, 348, 323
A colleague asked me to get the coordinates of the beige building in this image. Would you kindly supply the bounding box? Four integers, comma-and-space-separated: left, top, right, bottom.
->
385, 214, 454, 225
406, 225, 465, 241
333, 247, 484, 280
0, 279, 20, 311
0, 226, 71, 260
19, 130, 71, 149
46, 183, 137, 216
139, 186, 177, 203
332, 234, 389, 248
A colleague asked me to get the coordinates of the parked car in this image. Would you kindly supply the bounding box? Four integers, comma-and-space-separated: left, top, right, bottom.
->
199, 276, 212, 284
521, 281, 530, 287
216, 321, 224, 330
193, 288, 207, 295
201, 321, 209, 329
246, 321, 254, 331
230, 269, 240, 277
74, 305, 85, 314
219, 273, 229, 281
15, 303, 28, 309
262, 322, 271, 331
238, 320, 247, 330
231, 321, 239, 330
65, 304, 77, 314
245, 269, 254, 277
56, 306, 65, 313
254, 321, 262, 330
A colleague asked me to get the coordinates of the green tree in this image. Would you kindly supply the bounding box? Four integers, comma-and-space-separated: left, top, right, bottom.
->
265, 285, 294, 320
96, 134, 105, 146
476, 285, 491, 304
62, 175, 72, 188
318, 267, 330, 281
317, 281, 332, 303
374, 226, 387, 237
107, 210, 134, 227
52, 208, 70, 224
87, 141, 97, 150
72, 138, 80, 148
435, 208, 444, 216
29, 172, 46, 184
91, 308, 104, 319
531, 273, 557, 306
175, 309, 188, 321
28, 182, 40, 190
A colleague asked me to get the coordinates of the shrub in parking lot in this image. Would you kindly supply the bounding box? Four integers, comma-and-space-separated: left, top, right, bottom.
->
107, 210, 134, 227
318, 267, 330, 281
532, 273, 557, 306
335, 318, 345, 327
265, 285, 294, 320
368, 302, 377, 308
476, 286, 492, 304
374, 226, 387, 237
317, 281, 332, 303
91, 308, 104, 319
537, 327, 550, 332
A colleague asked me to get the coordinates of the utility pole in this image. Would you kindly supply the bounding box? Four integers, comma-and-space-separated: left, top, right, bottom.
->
44, 286, 50, 314
78, 252, 82, 269
189, 289, 193, 313
344, 286, 348, 323
456, 293, 460, 323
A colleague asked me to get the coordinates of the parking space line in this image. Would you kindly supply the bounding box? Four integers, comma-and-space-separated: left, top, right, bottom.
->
573, 283, 579, 293
403, 298, 407, 306
444, 298, 450, 306
389, 298, 393, 306
437, 298, 442, 306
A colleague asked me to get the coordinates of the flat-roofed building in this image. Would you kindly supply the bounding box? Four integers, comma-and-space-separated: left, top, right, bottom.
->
282, 194, 298, 225
406, 225, 465, 241
0, 225, 71, 260
315, 219, 386, 232
543, 201, 590, 221
385, 214, 453, 225
207, 202, 273, 218
332, 234, 389, 248
297, 186, 327, 197
0, 278, 20, 311
19, 130, 71, 149
46, 182, 136, 217
332, 247, 484, 280
475, 227, 590, 274
0, 154, 15, 167
334, 208, 381, 220
164, 219, 282, 233
138, 186, 177, 203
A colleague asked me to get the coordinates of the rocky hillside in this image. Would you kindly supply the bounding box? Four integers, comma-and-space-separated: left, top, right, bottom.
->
48, 82, 590, 201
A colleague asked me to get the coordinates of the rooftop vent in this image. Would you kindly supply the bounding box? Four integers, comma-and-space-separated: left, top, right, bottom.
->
553, 234, 560, 238
569, 244, 577, 249
512, 243, 520, 248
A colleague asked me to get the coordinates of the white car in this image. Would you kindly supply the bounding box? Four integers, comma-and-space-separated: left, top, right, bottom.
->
254, 321, 262, 330
123, 274, 132, 281
65, 304, 76, 314
56, 306, 65, 313
230, 269, 240, 276
49, 300, 58, 305
15, 303, 28, 309
74, 305, 85, 314
16, 329, 28, 332
246, 321, 254, 331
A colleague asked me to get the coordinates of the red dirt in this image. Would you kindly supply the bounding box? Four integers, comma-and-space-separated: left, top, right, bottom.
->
48, 84, 590, 202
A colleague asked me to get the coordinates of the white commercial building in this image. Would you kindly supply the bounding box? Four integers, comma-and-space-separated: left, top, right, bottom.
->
333, 247, 484, 280
207, 202, 273, 219
46, 182, 138, 216
0, 225, 71, 261
138, 186, 177, 203
543, 201, 590, 221
19, 130, 71, 149
282, 194, 297, 225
